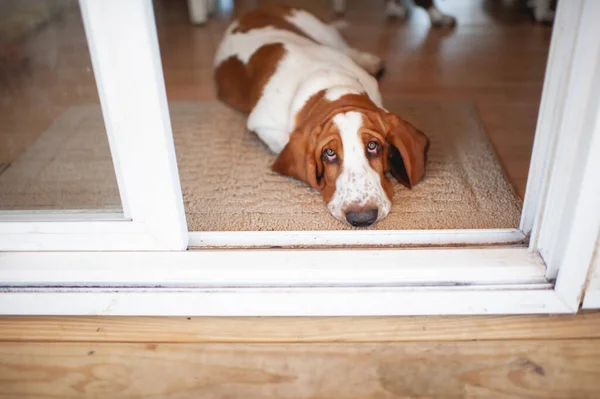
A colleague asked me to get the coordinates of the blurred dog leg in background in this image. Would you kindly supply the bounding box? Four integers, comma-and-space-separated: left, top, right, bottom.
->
186, 0, 554, 28
503, 0, 555, 24
334, 0, 555, 27
333, 0, 456, 27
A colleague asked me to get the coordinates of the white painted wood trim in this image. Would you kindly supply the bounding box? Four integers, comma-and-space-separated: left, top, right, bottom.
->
583, 283, 600, 309
0, 221, 173, 251
79, 0, 188, 250
582, 242, 600, 309
520, 0, 583, 236
531, 0, 600, 285
0, 247, 547, 287
0, 210, 124, 222
552, 47, 600, 309
0, 0, 189, 251
0, 289, 570, 316
516, 0, 600, 311
582, 292, 600, 310
189, 229, 525, 248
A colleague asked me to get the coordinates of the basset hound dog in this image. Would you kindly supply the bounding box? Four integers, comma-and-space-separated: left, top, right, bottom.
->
214, 6, 430, 227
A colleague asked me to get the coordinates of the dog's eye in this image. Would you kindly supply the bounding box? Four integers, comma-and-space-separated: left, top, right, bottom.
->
367, 141, 380, 156
323, 148, 337, 162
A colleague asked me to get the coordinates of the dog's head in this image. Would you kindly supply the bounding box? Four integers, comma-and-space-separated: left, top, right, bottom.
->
272, 93, 429, 227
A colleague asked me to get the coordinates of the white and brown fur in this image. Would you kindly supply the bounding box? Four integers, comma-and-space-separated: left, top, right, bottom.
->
214, 6, 429, 227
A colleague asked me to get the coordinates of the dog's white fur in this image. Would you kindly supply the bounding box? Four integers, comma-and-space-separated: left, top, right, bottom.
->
328, 112, 392, 222
214, 8, 390, 223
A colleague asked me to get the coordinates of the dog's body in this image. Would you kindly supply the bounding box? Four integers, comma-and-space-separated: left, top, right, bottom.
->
214, 6, 429, 227
214, 7, 383, 154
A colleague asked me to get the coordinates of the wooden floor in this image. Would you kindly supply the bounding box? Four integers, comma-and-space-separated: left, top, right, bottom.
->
0, 0, 551, 198
2, 313, 600, 398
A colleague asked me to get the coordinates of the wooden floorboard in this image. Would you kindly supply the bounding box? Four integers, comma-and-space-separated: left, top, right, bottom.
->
2, 313, 600, 343
1, 339, 600, 398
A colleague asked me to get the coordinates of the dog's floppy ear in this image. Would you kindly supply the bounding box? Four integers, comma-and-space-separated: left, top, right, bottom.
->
272, 128, 324, 190
384, 113, 430, 188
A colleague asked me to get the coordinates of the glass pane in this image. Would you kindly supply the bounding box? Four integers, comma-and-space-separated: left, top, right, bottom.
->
0, 0, 121, 213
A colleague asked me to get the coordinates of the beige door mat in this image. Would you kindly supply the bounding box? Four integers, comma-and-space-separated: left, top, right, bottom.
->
176, 101, 521, 230
0, 101, 522, 230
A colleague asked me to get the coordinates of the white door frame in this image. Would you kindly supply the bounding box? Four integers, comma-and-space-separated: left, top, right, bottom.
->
1, 0, 599, 316
582, 247, 600, 309
0, 0, 188, 251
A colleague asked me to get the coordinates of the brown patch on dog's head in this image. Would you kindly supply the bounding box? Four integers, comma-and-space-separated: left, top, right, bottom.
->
361, 109, 430, 189
272, 91, 344, 196
272, 91, 429, 225
382, 112, 429, 188
271, 102, 341, 194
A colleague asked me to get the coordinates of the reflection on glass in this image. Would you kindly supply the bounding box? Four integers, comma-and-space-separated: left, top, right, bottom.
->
0, 0, 121, 211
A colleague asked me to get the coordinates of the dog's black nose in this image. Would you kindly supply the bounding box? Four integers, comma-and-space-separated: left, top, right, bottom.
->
345, 209, 378, 227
